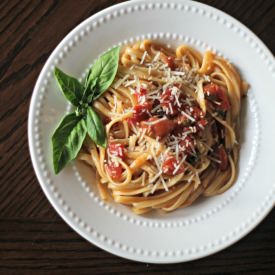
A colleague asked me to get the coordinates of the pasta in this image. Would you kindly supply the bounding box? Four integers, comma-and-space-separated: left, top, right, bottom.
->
78, 40, 248, 214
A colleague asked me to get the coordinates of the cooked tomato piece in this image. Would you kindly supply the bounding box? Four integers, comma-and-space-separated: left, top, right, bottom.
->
106, 162, 123, 180
160, 54, 176, 70
166, 56, 175, 70
203, 83, 222, 96
195, 118, 208, 132
198, 118, 208, 127
160, 87, 181, 116
127, 102, 152, 124
151, 118, 175, 138
134, 86, 147, 104
191, 106, 205, 120
179, 136, 195, 155
217, 144, 228, 171
203, 83, 231, 111
162, 155, 185, 176
140, 117, 176, 138
108, 142, 125, 159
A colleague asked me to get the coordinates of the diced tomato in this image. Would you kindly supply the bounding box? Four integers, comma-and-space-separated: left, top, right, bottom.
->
218, 145, 228, 171
191, 106, 205, 120
198, 118, 208, 127
160, 54, 176, 70
106, 162, 123, 180
160, 87, 181, 116
127, 102, 152, 124
166, 56, 175, 70
140, 117, 176, 138
216, 144, 228, 171
219, 98, 231, 111
203, 83, 222, 97
134, 86, 147, 104
162, 155, 185, 176
108, 142, 125, 159
203, 83, 231, 111
179, 136, 195, 155
195, 118, 208, 132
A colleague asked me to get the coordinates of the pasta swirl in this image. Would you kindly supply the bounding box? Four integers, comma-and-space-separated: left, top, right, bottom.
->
78, 40, 248, 214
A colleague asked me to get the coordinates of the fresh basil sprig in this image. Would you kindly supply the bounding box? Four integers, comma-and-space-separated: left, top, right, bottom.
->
52, 46, 120, 174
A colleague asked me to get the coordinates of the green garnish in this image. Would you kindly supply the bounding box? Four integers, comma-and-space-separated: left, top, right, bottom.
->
51, 46, 120, 174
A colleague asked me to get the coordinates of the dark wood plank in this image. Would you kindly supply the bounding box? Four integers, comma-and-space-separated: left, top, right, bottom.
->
0, 211, 274, 274
0, 0, 274, 274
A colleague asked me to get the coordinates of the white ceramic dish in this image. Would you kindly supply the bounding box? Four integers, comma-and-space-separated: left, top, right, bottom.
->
28, 0, 275, 263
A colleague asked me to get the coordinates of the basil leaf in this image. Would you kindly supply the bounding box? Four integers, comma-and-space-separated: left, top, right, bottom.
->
86, 106, 106, 148
86, 46, 120, 100
54, 67, 85, 106
52, 113, 87, 174
82, 77, 98, 104
84, 66, 92, 87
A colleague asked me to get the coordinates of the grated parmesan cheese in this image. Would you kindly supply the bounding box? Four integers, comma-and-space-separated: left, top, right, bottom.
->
150, 181, 160, 194
114, 74, 130, 89
138, 128, 147, 143
180, 110, 195, 122
152, 51, 161, 63
149, 171, 162, 185
188, 173, 195, 183
172, 155, 187, 175
151, 147, 168, 191
143, 117, 167, 126
140, 51, 148, 64
135, 75, 140, 92
208, 156, 221, 164
124, 79, 137, 87
129, 64, 135, 71
168, 103, 173, 114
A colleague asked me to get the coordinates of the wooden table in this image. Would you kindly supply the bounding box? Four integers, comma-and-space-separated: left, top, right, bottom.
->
1, 0, 274, 274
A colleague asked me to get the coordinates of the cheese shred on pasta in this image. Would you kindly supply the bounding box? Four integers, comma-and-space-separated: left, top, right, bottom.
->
78, 40, 248, 214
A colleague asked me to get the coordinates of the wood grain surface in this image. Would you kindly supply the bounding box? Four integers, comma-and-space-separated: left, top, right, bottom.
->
0, 0, 274, 274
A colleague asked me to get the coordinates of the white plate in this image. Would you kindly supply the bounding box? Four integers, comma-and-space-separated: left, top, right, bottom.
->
28, 0, 275, 263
